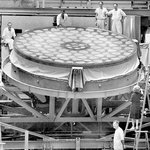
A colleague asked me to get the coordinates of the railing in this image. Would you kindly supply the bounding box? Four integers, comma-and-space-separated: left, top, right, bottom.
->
0, 0, 149, 9
0, 121, 52, 150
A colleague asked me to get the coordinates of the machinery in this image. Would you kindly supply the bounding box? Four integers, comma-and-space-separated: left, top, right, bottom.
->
0, 26, 150, 149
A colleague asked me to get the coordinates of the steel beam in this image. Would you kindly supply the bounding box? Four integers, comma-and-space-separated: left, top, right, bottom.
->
49, 97, 55, 120
0, 116, 150, 123
76, 138, 80, 150
25, 131, 29, 150
97, 98, 103, 121
82, 99, 95, 120
0, 8, 149, 16
102, 101, 131, 119
3, 139, 112, 149
55, 98, 71, 121
1, 87, 48, 119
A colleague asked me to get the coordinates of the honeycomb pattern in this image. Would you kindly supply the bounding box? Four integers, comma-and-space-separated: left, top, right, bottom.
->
14, 27, 136, 67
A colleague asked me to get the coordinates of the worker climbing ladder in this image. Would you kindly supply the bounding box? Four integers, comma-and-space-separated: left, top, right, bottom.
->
124, 64, 150, 149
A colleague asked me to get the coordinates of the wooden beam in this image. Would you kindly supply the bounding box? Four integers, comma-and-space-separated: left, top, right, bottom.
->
0, 100, 12, 103
54, 123, 65, 131
0, 116, 150, 123
76, 138, 80, 150
55, 98, 71, 120
49, 97, 55, 119
78, 122, 91, 131
3, 138, 112, 150
0, 121, 52, 139
97, 98, 103, 121
25, 131, 29, 150
1, 88, 48, 119
102, 101, 131, 119
0, 125, 2, 142
147, 93, 150, 109
58, 117, 96, 122
42, 0, 45, 8
82, 99, 95, 121
0, 125, 5, 150
72, 99, 79, 114
0, 105, 32, 116
102, 100, 128, 107
0, 7, 148, 17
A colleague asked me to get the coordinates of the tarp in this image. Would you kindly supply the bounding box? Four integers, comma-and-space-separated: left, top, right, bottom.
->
10, 51, 139, 82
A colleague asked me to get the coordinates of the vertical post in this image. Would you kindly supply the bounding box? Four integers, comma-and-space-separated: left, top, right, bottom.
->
145, 44, 150, 69
76, 138, 80, 150
49, 97, 55, 119
42, 0, 45, 8
25, 131, 29, 150
0, 125, 3, 150
72, 99, 79, 114
147, 93, 150, 111
97, 98, 103, 121
70, 122, 73, 137
50, 145, 53, 150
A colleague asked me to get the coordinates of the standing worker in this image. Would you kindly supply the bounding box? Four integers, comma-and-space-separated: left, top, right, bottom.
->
107, 3, 126, 34
2, 22, 16, 51
129, 85, 143, 130
113, 120, 124, 150
95, 1, 108, 29
57, 9, 68, 27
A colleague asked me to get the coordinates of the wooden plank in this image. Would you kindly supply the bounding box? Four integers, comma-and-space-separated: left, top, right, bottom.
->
102, 100, 128, 107
72, 99, 79, 114
0, 121, 52, 139
82, 99, 95, 120
55, 98, 70, 120
0, 105, 32, 116
25, 131, 29, 150
0, 7, 148, 17
102, 101, 131, 119
76, 138, 80, 150
0, 115, 149, 123
78, 122, 91, 131
49, 97, 55, 119
1, 88, 47, 119
3, 138, 112, 149
97, 98, 102, 120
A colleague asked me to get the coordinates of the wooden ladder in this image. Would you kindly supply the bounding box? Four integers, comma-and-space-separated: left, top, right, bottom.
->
134, 130, 149, 150
124, 66, 150, 150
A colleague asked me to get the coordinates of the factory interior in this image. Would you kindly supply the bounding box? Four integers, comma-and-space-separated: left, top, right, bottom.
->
0, 0, 150, 150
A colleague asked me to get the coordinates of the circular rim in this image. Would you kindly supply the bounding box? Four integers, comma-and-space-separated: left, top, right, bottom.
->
14, 27, 137, 68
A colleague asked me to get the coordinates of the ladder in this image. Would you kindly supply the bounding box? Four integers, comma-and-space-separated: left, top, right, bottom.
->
124, 66, 150, 150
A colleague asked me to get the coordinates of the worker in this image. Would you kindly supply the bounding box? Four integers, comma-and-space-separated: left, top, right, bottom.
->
107, 3, 126, 34
129, 85, 143, 130
57, 9, 68, 27
2, 22, 16, 51
95, 1, 108, 29
113, 120, 124, 150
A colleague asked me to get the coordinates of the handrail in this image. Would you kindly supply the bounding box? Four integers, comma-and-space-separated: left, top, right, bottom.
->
0, 121, 53, 139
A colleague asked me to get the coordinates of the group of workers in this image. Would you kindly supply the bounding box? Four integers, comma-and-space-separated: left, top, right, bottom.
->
95, 2, 126, 34
2, 2, 127, 51
56, 2, 127, 34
